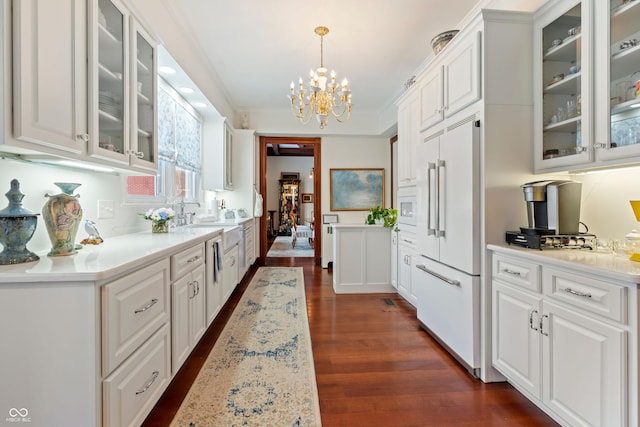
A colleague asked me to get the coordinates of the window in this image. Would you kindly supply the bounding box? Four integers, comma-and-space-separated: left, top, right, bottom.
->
126, 78, 202, 204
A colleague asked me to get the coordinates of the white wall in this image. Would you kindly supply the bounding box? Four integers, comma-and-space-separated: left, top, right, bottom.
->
0, 157, 150, 253
320, 136, 391, 267
571, 168, 640, 242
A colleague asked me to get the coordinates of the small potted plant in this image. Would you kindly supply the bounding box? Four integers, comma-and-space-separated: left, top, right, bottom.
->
365, 205, 398, 230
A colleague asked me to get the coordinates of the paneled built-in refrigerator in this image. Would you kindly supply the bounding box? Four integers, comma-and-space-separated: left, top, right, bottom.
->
414, 117, 481, 376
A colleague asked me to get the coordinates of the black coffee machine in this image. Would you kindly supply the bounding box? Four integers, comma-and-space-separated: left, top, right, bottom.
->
506, 180, 587, 249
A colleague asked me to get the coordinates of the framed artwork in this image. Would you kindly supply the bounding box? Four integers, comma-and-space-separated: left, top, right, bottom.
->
280, 172, 300, 180
301, 193, 313, 203
322, 214, 339, 224
330, 168, 384, 211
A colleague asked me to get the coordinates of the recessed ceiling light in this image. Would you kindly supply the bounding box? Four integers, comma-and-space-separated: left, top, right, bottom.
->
159, 66, 176, 74
193, 102, 207, 108
179, 87, 194, 94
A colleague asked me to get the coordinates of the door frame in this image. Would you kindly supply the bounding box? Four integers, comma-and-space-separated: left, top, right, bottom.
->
258, 136, 322, 265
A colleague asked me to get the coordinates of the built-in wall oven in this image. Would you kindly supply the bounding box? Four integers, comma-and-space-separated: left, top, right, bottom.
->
398, 186, 417, 226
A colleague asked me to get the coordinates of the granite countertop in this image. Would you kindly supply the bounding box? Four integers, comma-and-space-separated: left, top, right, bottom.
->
0, 225, 224, 284
488, 243, 640, 284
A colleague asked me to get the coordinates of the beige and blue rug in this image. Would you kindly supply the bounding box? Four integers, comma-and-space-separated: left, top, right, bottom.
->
267, 236, 314, 258
170, 267, 322, 427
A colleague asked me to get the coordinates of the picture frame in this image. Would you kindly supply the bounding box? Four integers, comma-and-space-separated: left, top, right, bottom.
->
322, 214, 339, 224
280, 172, 300, 180
330, 168, 384, 211
301, 193, 313, 203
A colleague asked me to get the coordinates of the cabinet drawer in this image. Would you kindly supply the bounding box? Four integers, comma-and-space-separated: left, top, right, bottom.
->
543, 268, 627, 324
492, 254, 540, 293
171, 243, 205, 281
102, 259, 170, 375
103, 323, 171, 427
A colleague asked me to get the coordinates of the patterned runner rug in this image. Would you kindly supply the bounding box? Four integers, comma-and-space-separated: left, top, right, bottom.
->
267, 236, 314, 258
170, 267, 322, 426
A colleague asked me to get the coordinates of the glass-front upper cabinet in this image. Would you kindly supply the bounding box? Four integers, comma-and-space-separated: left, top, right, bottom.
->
91, 0, 129, 164
89, 0, 158, 172
130, 20, 157, 171
604, 0, 640, 158
534, 0, 593, 172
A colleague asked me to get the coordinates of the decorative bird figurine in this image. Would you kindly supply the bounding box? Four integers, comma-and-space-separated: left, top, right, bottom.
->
81, 220, 103, 245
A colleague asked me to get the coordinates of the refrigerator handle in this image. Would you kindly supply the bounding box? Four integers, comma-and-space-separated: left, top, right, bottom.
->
435, 160, 445, 238
416, 264, 460, 287
427, 162, 436, 236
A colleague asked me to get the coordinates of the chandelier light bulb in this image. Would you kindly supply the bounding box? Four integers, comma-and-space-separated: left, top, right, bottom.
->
288, 26, 352, 129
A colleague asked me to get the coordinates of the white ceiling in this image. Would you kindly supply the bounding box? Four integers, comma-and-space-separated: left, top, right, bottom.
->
161, 0, 481, 119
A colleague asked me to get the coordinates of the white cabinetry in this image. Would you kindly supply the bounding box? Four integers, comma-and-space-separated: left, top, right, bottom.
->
171, 243, 206, 374
416, 32, 481, 133
205, 235, 223, 326
222, 244, 239, 302
491, 250, 630, 426
11, 0, 87, 154
396, 91, 419, 186
534, 0, 640, 172
1, 0, 158, 173
332, 224, 395, 294
204, 118, 234, 191
89, 0, 158, 172
243, 219, 255, 276
397, 230, 417, 306
391, 231, 398, 289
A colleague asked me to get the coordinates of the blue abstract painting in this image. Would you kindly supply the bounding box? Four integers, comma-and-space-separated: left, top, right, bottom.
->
330, 169, 384, 211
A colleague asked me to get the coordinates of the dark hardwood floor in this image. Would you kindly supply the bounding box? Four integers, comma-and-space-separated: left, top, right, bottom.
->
143, 258, 558, 426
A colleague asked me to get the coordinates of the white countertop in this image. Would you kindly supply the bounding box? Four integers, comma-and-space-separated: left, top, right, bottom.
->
488, 244, 640, 284
0, 225, 225, 284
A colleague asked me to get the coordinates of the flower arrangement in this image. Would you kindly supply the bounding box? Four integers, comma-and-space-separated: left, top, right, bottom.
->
141, 207, 175, 233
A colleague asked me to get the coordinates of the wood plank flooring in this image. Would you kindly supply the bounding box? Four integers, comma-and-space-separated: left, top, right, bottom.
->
143, 258, 558, 426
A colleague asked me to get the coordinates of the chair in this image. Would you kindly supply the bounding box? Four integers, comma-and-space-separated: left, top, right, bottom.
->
291, 221, 314, 248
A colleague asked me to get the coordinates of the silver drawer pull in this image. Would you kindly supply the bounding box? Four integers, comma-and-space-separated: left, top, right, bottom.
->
562, 287, 592, 298
134, 298, 158, 314
529, 309, 538, 331
416, 264, 460, 287
502, 268, 521, 276
187, 255, 201, 263
135, 371, 159, 395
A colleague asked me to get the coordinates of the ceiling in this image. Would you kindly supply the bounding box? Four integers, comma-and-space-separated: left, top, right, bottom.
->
162, 0, 481, 123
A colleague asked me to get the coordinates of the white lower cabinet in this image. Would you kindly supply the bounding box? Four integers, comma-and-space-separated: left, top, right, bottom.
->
103, 323, 171, 427
398, 230, 417, 306
223, 244, 239, 302
205, 236, 224, 326
491, 250, 630, 426
171, 243, 206, 374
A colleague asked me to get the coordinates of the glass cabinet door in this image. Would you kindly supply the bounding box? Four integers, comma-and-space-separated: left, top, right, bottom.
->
608, 0, 640, 151
130, 20, 157, 171
94, 0, 128, 162
540, 3, 587, 164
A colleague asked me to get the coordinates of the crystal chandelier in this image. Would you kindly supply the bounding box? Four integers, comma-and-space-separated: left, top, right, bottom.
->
289, 26, 352, 129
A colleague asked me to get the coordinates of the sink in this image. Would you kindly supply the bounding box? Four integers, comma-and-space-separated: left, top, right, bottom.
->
220, 225, 241, 250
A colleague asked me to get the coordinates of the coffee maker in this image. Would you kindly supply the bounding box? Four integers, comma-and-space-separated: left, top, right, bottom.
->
506, 180, 587, 249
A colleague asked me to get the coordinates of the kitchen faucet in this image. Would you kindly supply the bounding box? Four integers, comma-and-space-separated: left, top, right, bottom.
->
175, 199, 201, 226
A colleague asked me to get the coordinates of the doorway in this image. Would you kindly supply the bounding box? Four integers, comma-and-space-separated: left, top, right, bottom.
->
259, 136, 322, 265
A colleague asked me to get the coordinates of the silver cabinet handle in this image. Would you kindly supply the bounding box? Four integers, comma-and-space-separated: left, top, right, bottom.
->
135, 371, 159, 395
77, 133, 89, 142
529, 309, 538, 331
539, 314, 549, 336
502, 268, 521, 277
187, 255, 201, 263
416, 264, 460, 287
435, 160, 445, 238
562, 287, 592, 298
593, 142, 608, 150
427, 162, 436, 236
402, 239, 413, 244
134, 298, 158, 314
